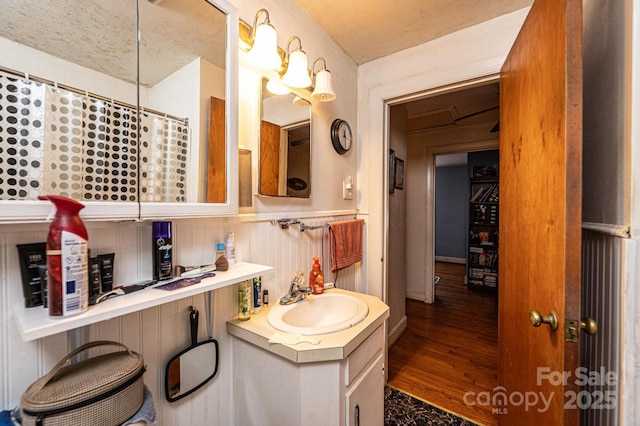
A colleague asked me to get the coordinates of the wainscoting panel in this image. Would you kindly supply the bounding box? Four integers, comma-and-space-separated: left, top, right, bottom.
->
0, 213, 359, 424
581, 229, 621, 426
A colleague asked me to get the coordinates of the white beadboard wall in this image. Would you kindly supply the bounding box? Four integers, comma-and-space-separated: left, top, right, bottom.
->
0, 212, 359, 424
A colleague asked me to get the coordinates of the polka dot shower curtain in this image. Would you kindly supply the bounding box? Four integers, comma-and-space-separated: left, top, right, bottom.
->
0, 73, 46, 200
0, 70, 189, 202
139, 112, 188, 203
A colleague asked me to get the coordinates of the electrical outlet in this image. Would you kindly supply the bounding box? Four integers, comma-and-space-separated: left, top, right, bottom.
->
343, 180, 354, 200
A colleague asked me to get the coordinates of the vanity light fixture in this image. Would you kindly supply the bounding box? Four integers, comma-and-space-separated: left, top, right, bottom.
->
282, 36, 312, 88
246, 9, 282, 71
292, 95, 310, 108
311, 58, 336, 102
266, 79, 290, 95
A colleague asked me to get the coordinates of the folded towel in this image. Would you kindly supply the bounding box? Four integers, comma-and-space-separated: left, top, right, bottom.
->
268, 332, 321, 345
329, 219, 364, 272
0, 410, 18, 426
123, 385, 157, 425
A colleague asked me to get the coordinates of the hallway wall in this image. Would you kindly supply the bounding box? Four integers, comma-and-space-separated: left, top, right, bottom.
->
435, 164, 468, 261
388, 105, 408, 345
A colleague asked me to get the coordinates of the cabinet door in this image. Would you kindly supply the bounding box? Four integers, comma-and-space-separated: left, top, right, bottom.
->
345, 354, 384, 426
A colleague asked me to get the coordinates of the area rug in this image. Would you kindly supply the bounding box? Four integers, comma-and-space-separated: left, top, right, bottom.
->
384, 386, 477, 425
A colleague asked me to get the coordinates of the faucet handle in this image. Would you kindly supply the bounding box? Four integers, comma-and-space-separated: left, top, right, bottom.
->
294, 271, 305, 285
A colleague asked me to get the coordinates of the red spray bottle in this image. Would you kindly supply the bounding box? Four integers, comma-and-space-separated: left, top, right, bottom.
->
39, 195, 89, 317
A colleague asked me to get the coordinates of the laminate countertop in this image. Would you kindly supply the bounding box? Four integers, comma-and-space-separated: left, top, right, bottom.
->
226, 288, 389, 364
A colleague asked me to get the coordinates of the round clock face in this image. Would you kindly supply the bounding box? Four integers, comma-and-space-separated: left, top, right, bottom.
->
331, 119, 352, 155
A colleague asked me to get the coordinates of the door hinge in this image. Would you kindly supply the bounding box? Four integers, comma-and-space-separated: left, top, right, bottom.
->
565, 319, 579, 342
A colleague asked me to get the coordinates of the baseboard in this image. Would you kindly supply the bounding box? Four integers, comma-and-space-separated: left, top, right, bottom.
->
435, 256, 466, 264
406, 290, 425, 301
388, 315, 408, 347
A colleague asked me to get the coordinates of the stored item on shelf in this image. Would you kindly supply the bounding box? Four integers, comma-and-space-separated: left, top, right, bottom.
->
16, 242, 47, 308
38, 195, 89, 317
215, 242, 229, 271
98, 253, 115, 293
225, 232, 235, 267
21, 341, 145, 426
88, 256, 102, 299
37, 265, 48, 308
152, 273, 215, 291
91, 279, 157, 305
152, 221, 173, 281
253, 277, 262, 314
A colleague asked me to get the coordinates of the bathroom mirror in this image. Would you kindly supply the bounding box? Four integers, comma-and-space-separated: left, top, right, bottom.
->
0, 0, 238, 222
165, 308, 219, 402
0, 0, 139, 220
258, 78, 311, 198
138, 0, 231, 208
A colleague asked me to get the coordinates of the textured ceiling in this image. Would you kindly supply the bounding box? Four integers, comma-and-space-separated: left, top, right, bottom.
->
294, 0, 533, 64
0, 0, 226, 87
2, 0, 530, 136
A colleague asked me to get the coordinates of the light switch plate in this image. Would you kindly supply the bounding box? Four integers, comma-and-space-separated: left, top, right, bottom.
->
343, 180, 354, 200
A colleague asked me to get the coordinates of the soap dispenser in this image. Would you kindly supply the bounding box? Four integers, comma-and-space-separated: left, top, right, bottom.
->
309, 257, 324, 294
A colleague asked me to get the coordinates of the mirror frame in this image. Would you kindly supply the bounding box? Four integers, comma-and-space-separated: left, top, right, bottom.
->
164, 338, 220, 402
0, 0, 239, 223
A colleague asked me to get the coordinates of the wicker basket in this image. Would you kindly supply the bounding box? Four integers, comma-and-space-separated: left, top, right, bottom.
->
21, 341, 145, 426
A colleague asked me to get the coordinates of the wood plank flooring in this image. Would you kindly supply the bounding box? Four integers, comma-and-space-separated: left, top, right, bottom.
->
387, 262, 498, 425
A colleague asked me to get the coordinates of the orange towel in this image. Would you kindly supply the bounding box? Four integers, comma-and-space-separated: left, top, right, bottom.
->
329, 219, 364, 272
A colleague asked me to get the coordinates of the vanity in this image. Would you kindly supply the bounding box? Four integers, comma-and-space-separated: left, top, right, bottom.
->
227, 289, 389, 426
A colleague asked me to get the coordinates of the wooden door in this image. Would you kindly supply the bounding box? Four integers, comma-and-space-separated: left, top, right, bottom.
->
499, 0, 582, 424
207, 96, 226, 203
259, 120, 281, 196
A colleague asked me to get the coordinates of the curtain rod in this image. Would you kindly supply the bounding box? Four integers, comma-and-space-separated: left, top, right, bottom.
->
0, 65, 188, 124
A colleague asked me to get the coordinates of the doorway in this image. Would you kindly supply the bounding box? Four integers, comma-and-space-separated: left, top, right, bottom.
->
387, 261, 498, 425
386, 82, 501, 424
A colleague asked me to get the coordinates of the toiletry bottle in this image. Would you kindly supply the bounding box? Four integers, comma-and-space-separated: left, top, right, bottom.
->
225, 232, 235, 267
238, 280, 251, 320
216, 242, 226, 260
38, 195, 89, 317
252, 276, 262, 314
16, 242, 47, 308
215, 242, 229, 271
98, 253, 115, 293
262, 289, 269, 307
152, 222, 173, 281
309, 257, 324, 294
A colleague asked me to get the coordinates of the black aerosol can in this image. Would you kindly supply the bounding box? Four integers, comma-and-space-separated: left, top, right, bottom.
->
152, 221, 173, 281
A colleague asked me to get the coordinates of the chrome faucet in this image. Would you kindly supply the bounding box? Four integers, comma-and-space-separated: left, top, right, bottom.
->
279, 272, 312, 305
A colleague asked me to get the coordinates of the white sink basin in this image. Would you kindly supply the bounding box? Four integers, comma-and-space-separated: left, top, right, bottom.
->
267, 292, 369, 335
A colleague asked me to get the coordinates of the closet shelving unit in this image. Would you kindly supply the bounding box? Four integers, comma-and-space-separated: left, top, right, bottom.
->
467, 168, 499, 292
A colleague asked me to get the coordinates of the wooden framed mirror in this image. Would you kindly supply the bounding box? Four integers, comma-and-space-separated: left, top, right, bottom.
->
258, 78, 311, 198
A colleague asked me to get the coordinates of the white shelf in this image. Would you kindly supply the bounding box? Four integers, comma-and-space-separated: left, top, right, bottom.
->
12, 262, 273, 342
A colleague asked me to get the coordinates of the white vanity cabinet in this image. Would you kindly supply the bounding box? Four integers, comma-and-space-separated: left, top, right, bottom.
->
344, 326, 385, 425
227, 290, 389, 426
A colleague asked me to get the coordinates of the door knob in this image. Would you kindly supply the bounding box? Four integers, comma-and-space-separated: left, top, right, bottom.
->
529, 310, 558, 331
580, 317, 598, 335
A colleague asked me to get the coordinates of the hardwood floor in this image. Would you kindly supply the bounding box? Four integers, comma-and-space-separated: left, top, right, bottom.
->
387, 262, 498, 425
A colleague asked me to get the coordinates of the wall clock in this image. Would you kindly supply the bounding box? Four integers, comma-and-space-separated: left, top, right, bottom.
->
330, 119, 352, 155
